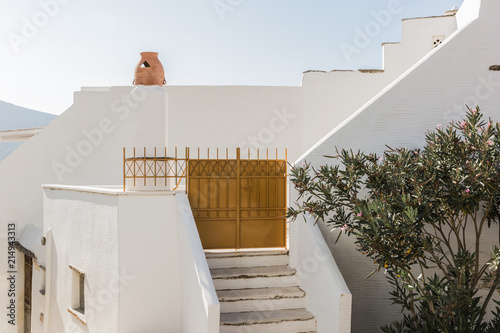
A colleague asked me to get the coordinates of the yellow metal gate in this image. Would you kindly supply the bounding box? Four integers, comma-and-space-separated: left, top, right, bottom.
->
188, 148, 287, 249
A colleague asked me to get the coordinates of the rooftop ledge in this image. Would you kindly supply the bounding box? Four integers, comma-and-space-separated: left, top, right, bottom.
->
42, 184, 185, 196
402, 13, 456, 21
80, 87, 111, 92
303, 69, 384, 74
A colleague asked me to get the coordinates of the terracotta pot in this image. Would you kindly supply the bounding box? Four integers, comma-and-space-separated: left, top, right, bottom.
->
133, 52, 166, 86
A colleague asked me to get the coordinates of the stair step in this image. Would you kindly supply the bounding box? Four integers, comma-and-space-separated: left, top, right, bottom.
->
218, 286, 305, 301
220, 308, 316, 333
205, 250, 288, 259
211, 266, 295, 279
208, 251, 317, 331
206, 251, 289, 269
218, 287, 306, 313
212, 266, 299, 290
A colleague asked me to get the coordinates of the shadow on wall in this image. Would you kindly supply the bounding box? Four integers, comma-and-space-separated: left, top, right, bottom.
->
318, 221, 401, 332
46, 236, 64, 332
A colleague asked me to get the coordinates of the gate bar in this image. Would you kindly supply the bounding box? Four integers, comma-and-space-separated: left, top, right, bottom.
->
236, 147, 241, 249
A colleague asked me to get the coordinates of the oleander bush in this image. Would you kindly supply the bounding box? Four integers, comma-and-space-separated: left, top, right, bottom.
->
288, 107, 500, 332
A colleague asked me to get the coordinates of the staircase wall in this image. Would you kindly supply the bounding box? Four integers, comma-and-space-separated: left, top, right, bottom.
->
289, 213, 351, 333
177, 193, 220, 333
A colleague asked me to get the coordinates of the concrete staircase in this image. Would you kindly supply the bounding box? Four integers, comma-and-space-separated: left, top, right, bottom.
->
206, 250, 317, 333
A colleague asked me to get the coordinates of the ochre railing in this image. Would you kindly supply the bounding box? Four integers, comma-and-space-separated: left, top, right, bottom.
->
123, 147, 288, 191
123, 147, 189, 191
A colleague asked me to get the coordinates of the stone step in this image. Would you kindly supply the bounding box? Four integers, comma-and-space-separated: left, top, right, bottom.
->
219, 308, 317, 333
218, 286, 306, 313
205, 250, 288, 259
211, 265, 296, 279
212, 266, 299, 290
206, 250, 289, 269
218, 286, 305, 302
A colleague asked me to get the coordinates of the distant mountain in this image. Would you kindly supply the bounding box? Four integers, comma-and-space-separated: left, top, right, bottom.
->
0, 100, 57, 130
1, 142, 23, 160
0, 100, 57, 159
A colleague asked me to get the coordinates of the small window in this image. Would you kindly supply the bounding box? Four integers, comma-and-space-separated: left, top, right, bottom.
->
78, 273, 85, 312
69, 265, 85, 314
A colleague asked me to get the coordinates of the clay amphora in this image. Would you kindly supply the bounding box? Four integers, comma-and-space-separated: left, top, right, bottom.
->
133, 52, 166, 86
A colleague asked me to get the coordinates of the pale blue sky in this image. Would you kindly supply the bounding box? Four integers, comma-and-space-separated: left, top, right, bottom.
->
0, 0, 463, 115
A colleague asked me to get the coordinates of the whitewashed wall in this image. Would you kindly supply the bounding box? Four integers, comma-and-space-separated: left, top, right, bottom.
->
0, 1, 489, 331
0, 85, 303, 333
301, 10, 458, 152
42, 185, 188, 333
177, 193, 220, 333
43, 186, 120, 333
296, 0, 500, 331
289, 212, 351, 333
118, 193, 182, 332
165, 85, 305, 157
383, 14, 457, 74
0, 87, 134, 333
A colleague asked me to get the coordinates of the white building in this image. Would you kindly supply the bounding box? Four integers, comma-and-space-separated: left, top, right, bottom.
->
1, 0, 499, 332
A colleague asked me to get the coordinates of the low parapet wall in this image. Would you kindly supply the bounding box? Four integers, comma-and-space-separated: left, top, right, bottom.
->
289, 213, 352, 333
40, 185, 219, 333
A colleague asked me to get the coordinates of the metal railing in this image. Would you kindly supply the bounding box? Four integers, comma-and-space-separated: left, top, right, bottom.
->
123, 147, 288, 192
123, 147, 289, 248
123, 147, 188, 191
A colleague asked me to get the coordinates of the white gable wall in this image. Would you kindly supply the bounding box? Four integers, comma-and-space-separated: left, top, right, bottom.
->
383, 15, 458, 75
301, 12, 458, 153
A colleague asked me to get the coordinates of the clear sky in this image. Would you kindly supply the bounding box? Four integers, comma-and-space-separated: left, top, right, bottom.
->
0, 0, 463, 115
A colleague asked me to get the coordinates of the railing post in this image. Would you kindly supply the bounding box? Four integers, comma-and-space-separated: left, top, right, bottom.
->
175, 147, 178, 188
236, 147, 241, 249
143, 147, 147, 186
167, 147, 171, 187
285, 148, 288, 248
123, 147, 126, 192
186, 147, 190, 195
